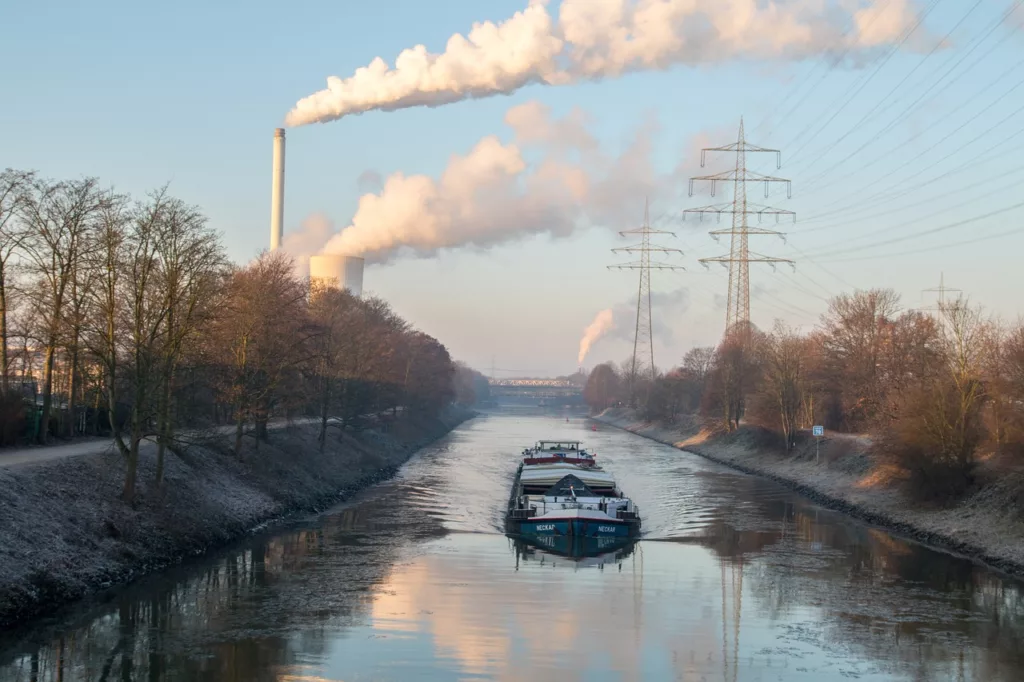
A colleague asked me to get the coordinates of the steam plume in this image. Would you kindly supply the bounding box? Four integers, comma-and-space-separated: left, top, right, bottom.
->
319, 100, 669, 262
281, 213, 335, 275
287, 0, 928, 126
578, 309, 615, 365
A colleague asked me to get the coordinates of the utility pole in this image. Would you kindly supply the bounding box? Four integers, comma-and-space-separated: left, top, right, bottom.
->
609, 199, 684, 405
686, 118, 795, 338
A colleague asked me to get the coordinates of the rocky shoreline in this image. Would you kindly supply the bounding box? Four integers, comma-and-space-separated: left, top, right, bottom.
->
594, 408, 1024, 578
0, 408, 474, 629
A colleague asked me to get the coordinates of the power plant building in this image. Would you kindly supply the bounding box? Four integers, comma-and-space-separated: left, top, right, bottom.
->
269, 127, 365, 296
310, 254, 364, 297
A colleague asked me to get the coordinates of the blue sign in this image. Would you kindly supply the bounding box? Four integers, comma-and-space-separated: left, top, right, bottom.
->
813, 425, 824, 437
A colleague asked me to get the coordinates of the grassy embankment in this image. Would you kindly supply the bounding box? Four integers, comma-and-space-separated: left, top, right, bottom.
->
0, 407, 474, 628
595, 408, 1024, 576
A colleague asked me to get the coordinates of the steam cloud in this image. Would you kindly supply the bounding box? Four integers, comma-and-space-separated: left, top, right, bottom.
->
286, 0, 927, 126
319, 100, 670, 262
578, 309, 615, 365
577, 288, 691, 367
281, 213, 335, 275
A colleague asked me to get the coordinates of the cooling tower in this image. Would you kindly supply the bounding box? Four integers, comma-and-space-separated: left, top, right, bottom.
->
270, 128, 285, 250
309, 255, 364, 296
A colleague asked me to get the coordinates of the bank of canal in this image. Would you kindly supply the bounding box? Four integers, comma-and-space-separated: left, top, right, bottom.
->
1, 410, 1022, 681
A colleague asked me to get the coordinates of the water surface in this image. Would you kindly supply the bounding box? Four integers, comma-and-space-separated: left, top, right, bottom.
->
2, 410, 1022, 681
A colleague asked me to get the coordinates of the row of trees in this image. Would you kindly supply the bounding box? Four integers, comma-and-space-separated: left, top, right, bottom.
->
0, 169, 463, 501
585, 289, 1024, 500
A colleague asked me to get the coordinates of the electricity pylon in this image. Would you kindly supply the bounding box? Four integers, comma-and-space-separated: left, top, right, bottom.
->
609, 199, 684, 404
922, 273, 962, 333
923, 272, 962, 311
686, 118, 795, 337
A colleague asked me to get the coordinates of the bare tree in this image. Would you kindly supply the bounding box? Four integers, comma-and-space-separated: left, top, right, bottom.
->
19, 177, 102, 442
939, 299, 988, 465
307, 284, 347, 450
89, 189, 178, 501
820, 289, 901, 429
152, 196, 225, 484
705, 327, 762, 432
88, 190, 131, 447
995, 322, 1024, 452
0, 169, 34, 393
682, 346, 715, 385
213, 251, 310, 457
758, 322, 806, 450
885, 299, 989, 499
680, 346, 715, 413
121, 191, 172, 500
63, 233, 99, 438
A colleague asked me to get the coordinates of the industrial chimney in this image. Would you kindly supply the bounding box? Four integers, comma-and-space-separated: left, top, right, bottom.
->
270, 128, 285, 250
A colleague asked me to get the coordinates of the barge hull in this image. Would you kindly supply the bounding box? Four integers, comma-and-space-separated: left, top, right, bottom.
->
514, 518, 636, 538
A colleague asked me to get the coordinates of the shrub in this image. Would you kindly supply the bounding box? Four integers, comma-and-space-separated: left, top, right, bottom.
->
884, 379, 985, 502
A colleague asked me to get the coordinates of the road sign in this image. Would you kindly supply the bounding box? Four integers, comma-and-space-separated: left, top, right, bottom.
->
812, 425, 823, 463
812, 425, 824, 437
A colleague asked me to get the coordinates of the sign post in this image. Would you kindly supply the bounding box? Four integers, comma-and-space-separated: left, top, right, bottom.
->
812, 425, 824, 463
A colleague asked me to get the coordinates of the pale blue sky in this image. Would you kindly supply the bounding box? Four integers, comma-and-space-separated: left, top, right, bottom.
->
3, 0, 1022, 376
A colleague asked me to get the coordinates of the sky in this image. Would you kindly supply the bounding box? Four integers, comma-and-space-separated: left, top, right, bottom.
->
3, 0, 1024, 377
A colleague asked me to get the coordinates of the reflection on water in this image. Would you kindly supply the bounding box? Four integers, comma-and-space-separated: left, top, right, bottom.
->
512, 535, 638, 566
2, 412, 1024, 681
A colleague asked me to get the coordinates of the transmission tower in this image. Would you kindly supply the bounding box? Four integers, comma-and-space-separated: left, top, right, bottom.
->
609, 199, 684, 402
686, 118, 795, 336
923, 272, 962, 310
922, 273, 963, 333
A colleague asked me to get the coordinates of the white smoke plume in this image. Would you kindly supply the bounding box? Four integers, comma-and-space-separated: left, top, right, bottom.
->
578, 309, 615, 365
281, 212, 335, 275
286, 0, 929, 126
578, 288, 691, 367
319, 100, 673, 262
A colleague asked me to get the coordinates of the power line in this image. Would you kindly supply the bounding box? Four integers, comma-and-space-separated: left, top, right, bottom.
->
801, 0, 1024, 191
795, 0, 985, 180
783, 0, 946, 165
818, 222, 1024, 263
792, 119, 1024, 226
776, 270, 831, 303
784, 243, 858, 292
793, 167, 1024, 251
806, 72, 1024, 202
793, 161, 1024, 235
751, 0, 898, 141
807, 199, 1024, 260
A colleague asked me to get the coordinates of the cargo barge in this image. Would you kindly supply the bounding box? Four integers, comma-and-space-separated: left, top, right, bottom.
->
505, 440, 641, 539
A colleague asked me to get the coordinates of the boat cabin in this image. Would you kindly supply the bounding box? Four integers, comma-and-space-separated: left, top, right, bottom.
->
537, 440, 582, 452
521, 440, 596, 468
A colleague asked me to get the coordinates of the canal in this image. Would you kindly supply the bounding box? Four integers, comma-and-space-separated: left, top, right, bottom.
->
2, 411, 1023, 681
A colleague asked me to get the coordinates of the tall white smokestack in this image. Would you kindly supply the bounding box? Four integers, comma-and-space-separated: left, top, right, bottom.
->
270, 128, 285, 250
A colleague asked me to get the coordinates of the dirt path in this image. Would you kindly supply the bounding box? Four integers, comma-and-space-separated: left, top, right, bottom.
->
0, 418, 329, 469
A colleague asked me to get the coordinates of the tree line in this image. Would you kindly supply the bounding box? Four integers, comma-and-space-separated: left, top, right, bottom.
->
585, 289, 1024, 501
0, 169, 474, 501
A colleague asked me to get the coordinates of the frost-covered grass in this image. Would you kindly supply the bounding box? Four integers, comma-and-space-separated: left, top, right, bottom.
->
0, 409, 473, 628
595, 408, 1024, 577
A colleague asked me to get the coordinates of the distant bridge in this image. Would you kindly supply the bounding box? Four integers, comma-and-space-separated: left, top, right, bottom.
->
488, 378, 574, 388
487, 377, 583, 402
